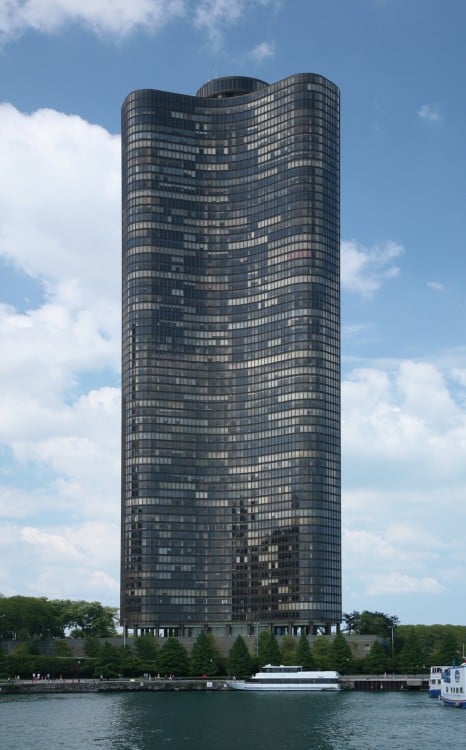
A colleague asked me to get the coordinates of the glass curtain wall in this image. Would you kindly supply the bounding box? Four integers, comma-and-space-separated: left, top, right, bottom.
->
121, 74, 341, 634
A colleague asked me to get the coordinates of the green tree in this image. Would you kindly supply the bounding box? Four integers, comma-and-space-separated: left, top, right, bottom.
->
0, 596, 118, 640
59, 600, 117, 637
281, 635, 297, 665
312, 636, 332, 669
119, 645, 143, 677
342, 611, 360, 634
54, 639, 72, 657
258, 630, 281, 667
157, 638, 189, 676
431, 629, 459, 666
190, 632, 221, 676
331, 633, 354, 674
133, 633, 159, 662
295, 632, 316, 669
227, 636, 252, 678
83, 636, 102, 658
356, 611, 399, 639
4, 653, 36, 679
13, 638, 40, 656
363, 640, 389, 674
396, 624, 466, 667
94, 641, 141, 678
94, 641, 122, 678
0, 596, 64, 639
399, 629, 424, 673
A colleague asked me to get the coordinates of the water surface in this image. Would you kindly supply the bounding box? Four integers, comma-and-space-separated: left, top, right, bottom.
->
1, 690, 463, 749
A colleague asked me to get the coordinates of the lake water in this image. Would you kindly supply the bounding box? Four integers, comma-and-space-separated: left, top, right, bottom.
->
0, 690, 464, 749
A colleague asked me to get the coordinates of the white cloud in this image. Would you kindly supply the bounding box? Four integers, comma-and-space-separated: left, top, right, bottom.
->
451, 368, 466, 387
0, 0, 185, 39
88, 570, 119, 593
366, 573, 445, 596
194, 0, 243, 43
30, 564, 119, 602
0, 104, 120, 395
22, 521, 119, 566
342, 323, 377, 348
341, 240, 404, 296
0, 0, 280, 47
10, 521, 120, 602
0, 104, 120, 299
427, 280, 444, 291
194, 0, 278, 47
342, 353, 466, 621
343, 360, 466, 469
21, 526, 84, 562
250, 40, 275, 63
0, 103, 121, 602
418, 103, 443, 123
0, 521, 21, 549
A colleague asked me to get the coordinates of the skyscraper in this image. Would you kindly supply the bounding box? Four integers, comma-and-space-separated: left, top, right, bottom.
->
121, 74, 341, 638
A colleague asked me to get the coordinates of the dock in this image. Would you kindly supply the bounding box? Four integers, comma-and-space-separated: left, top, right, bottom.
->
0, 675, 429, 694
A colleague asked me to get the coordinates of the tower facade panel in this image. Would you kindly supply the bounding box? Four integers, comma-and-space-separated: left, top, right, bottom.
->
121, 74, 341, 632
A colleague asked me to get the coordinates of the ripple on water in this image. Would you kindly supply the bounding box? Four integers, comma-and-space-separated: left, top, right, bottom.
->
1, 689, 464, 750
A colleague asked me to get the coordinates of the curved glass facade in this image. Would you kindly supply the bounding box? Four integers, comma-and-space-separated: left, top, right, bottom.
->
121, 74, 341, 634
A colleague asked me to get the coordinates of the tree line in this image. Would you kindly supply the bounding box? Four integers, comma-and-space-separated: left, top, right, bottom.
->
0, 595, 117, 639
0, 630, 353, 680
1, 598, 466, 679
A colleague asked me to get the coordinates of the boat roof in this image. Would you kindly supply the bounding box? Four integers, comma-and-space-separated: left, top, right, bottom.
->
257, 664, 340, 677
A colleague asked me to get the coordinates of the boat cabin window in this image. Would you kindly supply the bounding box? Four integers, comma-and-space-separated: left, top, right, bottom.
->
262, 665, 302, 673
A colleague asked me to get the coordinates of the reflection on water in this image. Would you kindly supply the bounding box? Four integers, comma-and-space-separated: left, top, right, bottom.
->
1, 690, 464, 750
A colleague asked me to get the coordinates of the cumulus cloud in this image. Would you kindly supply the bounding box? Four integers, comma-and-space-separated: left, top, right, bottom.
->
0, 104, 120, 296
0, 105, 120, 399
451, 368, 466, 387
0, 0, 280, 48
0, 0, 185, 40
343, 360, 465, 464
9, 520, 120, 602
29, 562, 119, 602
0, 103, 121, 602
21, 526, 84, 561
418, 103, 443, 123
341, 239, 404, 296
342, 354, 466, 620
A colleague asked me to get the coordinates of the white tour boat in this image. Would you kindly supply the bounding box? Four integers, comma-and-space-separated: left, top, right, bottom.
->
429, 666, 448, 697
440, 662, 466, 708
227, 664, 341, 692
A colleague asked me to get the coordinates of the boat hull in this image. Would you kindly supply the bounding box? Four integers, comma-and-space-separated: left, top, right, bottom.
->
228, 682, 340, 692
440, 664, 466, 708
440, 697, 466, 709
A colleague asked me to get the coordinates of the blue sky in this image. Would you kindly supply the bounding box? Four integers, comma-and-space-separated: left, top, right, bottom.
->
0, 0, 465, 626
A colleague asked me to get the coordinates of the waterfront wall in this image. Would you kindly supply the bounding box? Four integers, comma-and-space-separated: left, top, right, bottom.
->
0, 674, 429, 695
0, 634, 379, 660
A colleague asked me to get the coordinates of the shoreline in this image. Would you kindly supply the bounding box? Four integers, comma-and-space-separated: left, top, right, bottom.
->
0, 677, 225, 693
0, 675, 429, 694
